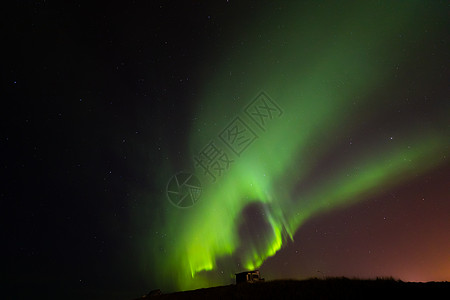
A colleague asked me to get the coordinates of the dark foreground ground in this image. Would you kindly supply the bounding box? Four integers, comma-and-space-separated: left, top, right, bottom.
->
134, 278, 449, 300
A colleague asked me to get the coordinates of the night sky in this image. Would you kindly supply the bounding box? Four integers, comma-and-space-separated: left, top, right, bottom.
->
3, 1, 449, 299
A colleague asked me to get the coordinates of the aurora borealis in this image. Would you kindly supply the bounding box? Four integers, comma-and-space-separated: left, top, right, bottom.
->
137, 1, 449, 291
4, 1, 449, 299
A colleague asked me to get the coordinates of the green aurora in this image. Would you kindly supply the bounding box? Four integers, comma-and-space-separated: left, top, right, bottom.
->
137, 1, 448, 291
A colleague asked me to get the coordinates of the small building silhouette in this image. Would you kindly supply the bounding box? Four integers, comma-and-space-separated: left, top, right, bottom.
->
235, 270, 264, 284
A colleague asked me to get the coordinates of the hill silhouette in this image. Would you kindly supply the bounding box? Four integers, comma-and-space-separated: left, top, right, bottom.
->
134, 277, 448, 300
